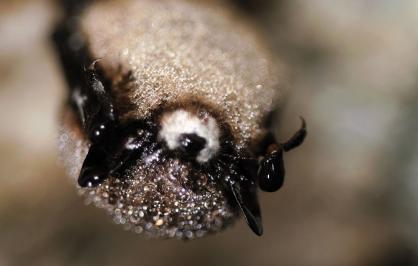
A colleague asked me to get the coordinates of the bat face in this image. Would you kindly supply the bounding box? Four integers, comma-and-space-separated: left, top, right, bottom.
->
54, 0, 306, 239
59, 93, 252, 239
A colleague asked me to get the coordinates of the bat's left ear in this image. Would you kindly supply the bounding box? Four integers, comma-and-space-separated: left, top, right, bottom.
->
257, 117, 307, 192
257, 148, 285, 192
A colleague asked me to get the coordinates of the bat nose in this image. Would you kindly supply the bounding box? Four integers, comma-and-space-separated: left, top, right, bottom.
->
177, 133, 207, 159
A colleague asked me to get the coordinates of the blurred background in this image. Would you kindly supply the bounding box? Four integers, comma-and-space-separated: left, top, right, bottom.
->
1, 0, 417, 265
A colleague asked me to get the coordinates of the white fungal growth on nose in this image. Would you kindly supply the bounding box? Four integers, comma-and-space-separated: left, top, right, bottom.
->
159, 109, 220, 163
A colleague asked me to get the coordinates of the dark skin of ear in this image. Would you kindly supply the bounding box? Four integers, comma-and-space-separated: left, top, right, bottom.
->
257, 118, 307, 192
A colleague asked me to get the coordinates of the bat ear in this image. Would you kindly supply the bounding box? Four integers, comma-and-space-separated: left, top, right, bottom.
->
78, 140, 133, 188
257, 117, 307, 192
78, 143, 110, 187
257, 149, 285, 192
78, 122, 156, 188
230, 181, 263, 236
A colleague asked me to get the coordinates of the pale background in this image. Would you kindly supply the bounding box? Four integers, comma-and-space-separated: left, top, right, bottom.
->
1, 0, 418, 265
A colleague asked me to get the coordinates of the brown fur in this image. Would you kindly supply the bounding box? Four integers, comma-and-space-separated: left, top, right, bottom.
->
80, 0, 282, 150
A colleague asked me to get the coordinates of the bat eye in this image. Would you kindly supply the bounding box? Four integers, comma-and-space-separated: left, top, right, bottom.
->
177, 133, 207, 158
